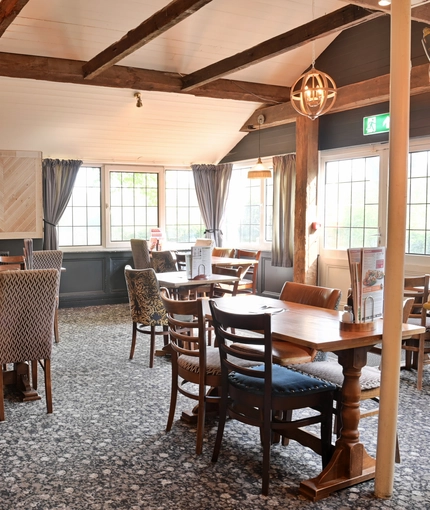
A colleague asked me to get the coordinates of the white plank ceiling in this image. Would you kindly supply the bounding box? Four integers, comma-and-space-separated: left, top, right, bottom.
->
0, 0, 418, 165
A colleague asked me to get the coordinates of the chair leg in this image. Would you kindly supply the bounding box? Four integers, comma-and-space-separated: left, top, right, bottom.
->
166, 354, 178, 433
0, 365, 4, 421
129, 323, 137, 360
43, 359, 53, 414
262, 408, 272, 496
212, 383, 228, 463
149, 326, 156, 368
195, 379, 207, 455
416, 333, 425, 391
31, 359, 38, 390
54, 308, 60, 343
162, 325, 169, 346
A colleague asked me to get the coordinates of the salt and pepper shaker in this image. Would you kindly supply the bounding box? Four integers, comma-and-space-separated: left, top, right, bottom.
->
342, 305, 354, 323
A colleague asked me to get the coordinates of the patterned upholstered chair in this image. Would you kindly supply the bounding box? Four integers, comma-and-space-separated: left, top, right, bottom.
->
0, 269, 59, 421
33, 250, 64, 343
124, 266, 169, 368
130, 239, 152, 269
151, 250, 178, 273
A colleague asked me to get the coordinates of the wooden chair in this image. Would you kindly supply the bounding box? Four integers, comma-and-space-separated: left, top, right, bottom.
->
124, 266, 169, 368
234, 249, 261, 294
160, 289, 221, 454
0, 255, 26, 270
402, 274, 430, 389
130, 239, 151, 269
212, 247, 235, 257
0, 269, 59, 421
209, 299, 336, 496
232, 282, 342, 366
211, 265, 249, 297
33, 250, 63, 343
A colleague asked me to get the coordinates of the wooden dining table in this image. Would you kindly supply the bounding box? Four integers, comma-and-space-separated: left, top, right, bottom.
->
210, 294, 425, 501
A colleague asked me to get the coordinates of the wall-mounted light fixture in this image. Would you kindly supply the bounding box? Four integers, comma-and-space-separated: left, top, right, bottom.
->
134, 92, 143, 108
248, 114, 272, 179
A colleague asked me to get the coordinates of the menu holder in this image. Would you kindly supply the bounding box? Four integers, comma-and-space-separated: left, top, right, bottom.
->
342, 247, 385, 330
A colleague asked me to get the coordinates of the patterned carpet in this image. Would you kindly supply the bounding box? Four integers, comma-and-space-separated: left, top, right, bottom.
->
1, 304, 430, 509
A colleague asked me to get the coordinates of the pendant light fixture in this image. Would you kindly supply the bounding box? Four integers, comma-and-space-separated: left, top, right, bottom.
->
290, 0, 337, 121
248, 114, 272, 179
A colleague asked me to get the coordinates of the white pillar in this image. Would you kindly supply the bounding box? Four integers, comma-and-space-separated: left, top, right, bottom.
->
374, 0, 411, 498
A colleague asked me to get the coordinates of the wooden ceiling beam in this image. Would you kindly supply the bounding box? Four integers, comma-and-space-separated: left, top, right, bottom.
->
181, 5, 384, 92
338, 0, 430, 23
82, 0, 213, 80
0, 0, 30, 37
241, 62, 430, 130
0, 52, 290, 103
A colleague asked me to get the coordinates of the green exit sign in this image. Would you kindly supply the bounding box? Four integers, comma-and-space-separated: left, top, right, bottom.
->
363, 113, 390, 135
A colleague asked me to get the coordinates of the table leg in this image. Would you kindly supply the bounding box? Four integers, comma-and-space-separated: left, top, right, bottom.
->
299, 346, 376, 501
3, 362, 41, 402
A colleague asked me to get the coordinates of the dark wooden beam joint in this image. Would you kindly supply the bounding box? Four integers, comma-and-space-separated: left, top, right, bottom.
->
0, 0, 30, 37
82, 0, 213, 80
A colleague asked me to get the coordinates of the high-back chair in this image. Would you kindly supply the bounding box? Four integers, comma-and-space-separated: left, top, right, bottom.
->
211, 265, 249, 297
130, 239, 152, 269
33, 250, 63, 343
151, 250, 178, 273
0, 269, 59, 421
160, 289, 220, 454
402, 274, 430, 389
234, 249, 261, 294
212, 247, 235, 258
209, 300, 336, 496
0, 255, 26, 270
124, 266, 169, 368
232, 281, 342, 366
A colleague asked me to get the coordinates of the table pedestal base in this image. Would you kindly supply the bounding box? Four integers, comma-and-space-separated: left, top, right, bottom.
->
300, 443, 375, 501
3, 362, 41, 402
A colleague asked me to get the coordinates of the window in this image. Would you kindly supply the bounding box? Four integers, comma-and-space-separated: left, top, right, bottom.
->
223, 164, 273, 247
323, 156, 380, 249
58, 166, 101, 247
406, 150, 430, 254
109, 170, 159, 242
165, 169, 205, 243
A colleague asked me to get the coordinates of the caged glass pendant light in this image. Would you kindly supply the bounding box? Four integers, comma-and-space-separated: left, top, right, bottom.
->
290, 0, 337, 121
248, 114, 271, 179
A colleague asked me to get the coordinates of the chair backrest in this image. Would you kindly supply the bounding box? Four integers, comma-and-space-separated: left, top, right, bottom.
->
151, 250, 177, 273
212, 265, 249, 296
0, 269, 59, 364
209, 299, 272, 380
130, 239, 152, 269
280, 282, 342, 310
33, 250, 63, 271
124, 265, 167, 326
235, 249, 261, 293
404, 274, 430, 326
0, 255, 26, 270
160, 288, 207, 363
212, 247, 235, 258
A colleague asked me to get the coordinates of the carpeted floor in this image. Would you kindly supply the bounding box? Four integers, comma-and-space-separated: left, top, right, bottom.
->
1, 304, 430, 509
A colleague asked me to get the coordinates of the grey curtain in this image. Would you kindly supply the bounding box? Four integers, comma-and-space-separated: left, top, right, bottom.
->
272, 154, 296, 267
42, 159, 82, 250
192, 163, 233, 246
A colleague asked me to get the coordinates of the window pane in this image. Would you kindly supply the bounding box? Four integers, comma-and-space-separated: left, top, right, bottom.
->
323, 156, 380, 249
406, 150, 430, 254
165, 169, 205, 243
109, 170, 159, 243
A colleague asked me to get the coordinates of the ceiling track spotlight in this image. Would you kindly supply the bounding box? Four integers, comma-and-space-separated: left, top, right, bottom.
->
134, 92, 143, 108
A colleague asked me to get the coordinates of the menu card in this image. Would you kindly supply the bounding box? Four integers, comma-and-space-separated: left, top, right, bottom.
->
347, 247, 385, 323
191, 246, 212, 278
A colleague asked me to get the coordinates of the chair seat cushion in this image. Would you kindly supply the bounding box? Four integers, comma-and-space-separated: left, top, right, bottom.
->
290, 361, 381, 390
178, 346, 257, 376
229, 364, 336, 397
231, 340, 314, 365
